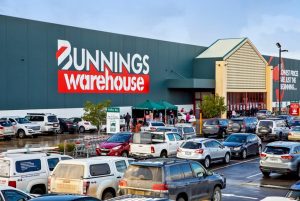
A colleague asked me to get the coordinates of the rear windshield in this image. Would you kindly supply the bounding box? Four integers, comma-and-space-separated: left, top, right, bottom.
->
205, 119, 218, 125
107, 134, 131, 143
181, 141, 201, 149
258, 121, 273, 128
48, 116, 58, 122
16, 118, 30, 124
52, 164, 84, 179
292, 127, 300, 131
0, 121, 12, 127
151, 122, 165, 127
264, 146, 290, 155
156, 128, 173, 132
258, 110, 267, 114
0, 160, 10, 177
124, 165, 162, 182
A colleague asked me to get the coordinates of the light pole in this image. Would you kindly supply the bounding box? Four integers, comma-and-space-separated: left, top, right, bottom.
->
276, 42, 288, 115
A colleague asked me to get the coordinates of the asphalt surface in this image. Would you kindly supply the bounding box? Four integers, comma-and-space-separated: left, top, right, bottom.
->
0, 133, 297, 200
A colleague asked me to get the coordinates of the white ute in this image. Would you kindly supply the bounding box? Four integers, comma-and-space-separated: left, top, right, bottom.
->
129, 132, 185, 158
0, 147, 72, 194
49, 156, 133, 200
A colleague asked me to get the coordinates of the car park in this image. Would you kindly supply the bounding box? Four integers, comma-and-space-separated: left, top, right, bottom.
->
29, 195, 101, 201
256, 118, 290, 141
0, 185, 33, 201
202, 118, 229, 138
57, 118, 76, 134
1, 116, 41, 138
260, 141, 300, 178
140, 121, 166, 132
129, 132, 184, 158
0, 147, 72, 194
177, 112, 196, 123
25, 113, 59, 134
223, 133, 262, 159
177, 138, 231, 168
0, 120, 15, 140
118, 158, 226, 201
49, 157, 133, 200
227, 117, 257, 134
67, 117, 98, 133
288, 126, 300, 141
256, 110, 272, 120
96, 132, 132, 157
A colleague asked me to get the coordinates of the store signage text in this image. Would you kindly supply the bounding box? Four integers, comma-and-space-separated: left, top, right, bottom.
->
280, 69, 298, 91
56, 40, 150, 93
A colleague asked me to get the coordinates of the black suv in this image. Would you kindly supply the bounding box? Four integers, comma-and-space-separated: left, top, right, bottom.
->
202, 118, 229, 138
119, 158, 226, 201
227, 117, 258, 133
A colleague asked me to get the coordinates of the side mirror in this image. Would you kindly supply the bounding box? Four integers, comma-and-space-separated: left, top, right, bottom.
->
197, 172, 204, 178
11, 122, 16, 125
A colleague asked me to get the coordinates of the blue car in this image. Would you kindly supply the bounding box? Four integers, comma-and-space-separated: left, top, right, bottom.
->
30, 195, 101, 201
286, 181, 300, 199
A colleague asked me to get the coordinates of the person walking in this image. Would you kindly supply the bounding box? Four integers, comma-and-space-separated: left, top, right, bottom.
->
125, 112, 131, 131
186, 112, 191, 123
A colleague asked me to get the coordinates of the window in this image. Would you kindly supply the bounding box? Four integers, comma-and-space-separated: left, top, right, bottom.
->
29, 116, 44, 122
125, 165, 162, 182
47, 158, 59, 171
90, 164, 110, 176
181, 141, 201, 149
219, 120, 228, 126
1, 190, 31, 201
204, 119, 219, 125
191, 162, 206, 178
179, 163, 193, 179
174, 133, 183, 141
209, 141, 221, 148
53, 164, 84, 179
16, 159, 41, 173
166, 165, 183, 181
293, 146, 300, 154
61, 156, 72, 160
167, 133, 175, 141
115, 160, 127, 173
264, 146, 290, 155
47, 116, 58, 122
0, 121, 12, 127
183, 127, 194, 134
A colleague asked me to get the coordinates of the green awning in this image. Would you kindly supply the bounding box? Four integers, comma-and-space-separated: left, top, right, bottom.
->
133, 100, 165, 110
158, 100, 178, 110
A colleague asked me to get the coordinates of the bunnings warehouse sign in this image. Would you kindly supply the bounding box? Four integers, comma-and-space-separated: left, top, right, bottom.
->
56, 40, 150, 94
106, 107, 120, 133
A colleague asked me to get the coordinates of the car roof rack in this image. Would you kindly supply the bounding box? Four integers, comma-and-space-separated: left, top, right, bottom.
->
1, 145, 58, 156
26, 113, 54, 115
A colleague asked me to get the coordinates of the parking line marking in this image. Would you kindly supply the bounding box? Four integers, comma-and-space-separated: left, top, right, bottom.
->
260, 184, 289, 190
211, 157, 259, 171
246, 173, 262, 179
223, 194, 258, 200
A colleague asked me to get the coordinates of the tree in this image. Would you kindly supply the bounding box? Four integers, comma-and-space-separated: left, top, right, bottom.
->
200, 94, 227, 118
82, 100, 111, 132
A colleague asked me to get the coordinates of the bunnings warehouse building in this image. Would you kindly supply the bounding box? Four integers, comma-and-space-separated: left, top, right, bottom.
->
0, 15, 300, 118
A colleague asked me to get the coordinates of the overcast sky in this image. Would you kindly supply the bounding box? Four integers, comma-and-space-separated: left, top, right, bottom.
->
1, 0, 300, 59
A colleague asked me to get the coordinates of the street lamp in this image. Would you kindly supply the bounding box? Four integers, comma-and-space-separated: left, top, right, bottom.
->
276, 42, 288, 115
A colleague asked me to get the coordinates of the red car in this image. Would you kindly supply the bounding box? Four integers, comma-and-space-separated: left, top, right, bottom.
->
96, 132, 132, 157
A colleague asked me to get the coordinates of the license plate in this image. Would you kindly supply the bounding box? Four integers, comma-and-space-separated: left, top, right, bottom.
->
53, 124, 58, 127
185, 151, 191, 155
101, 153, 107, 156
269, 157, 279, 162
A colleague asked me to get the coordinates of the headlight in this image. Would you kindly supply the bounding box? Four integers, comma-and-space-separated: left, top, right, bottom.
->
112, 145, 122, 150
233, 146, 241, 151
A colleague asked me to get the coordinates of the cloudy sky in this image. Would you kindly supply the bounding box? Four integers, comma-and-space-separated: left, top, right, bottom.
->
1, 0, 300, 59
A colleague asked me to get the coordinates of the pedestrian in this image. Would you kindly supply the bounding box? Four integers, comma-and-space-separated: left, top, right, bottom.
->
186, 112, 190, 123
189, 108, 194, 115
181, 108, 184, 112
125, 112, 131, 131
159, 112, 163, 122
170, 111, 174, 125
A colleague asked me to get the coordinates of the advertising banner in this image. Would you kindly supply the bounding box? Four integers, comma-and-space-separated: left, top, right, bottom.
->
106, 107, 120, 133
289, 103, 299, 116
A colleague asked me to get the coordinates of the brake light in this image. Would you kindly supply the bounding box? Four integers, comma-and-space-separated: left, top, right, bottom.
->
83, 181, 90, 195
152, 183, 168, 191
8, 181, 16, 188
260, 153, 267, 158
0, 126, 3, 130
281, 155, 293, 160
119, 180, 127, 187
151, 146, 155, 153
195, 149, 204, 154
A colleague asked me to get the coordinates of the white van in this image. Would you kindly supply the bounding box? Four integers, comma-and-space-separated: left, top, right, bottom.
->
0, 148, 72, 194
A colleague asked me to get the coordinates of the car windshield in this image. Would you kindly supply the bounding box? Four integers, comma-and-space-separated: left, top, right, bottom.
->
292, 127, 300, 131
106, 134, 131, 143
225, 135, 247, 143
16, 118, 30, 124
151, 122, 165, 127
205, 119, 218, 125
286, 190, 300, 199
48, 116, 58, 122
258, 121, 273, 128
264, 146, 290, 155
181, 141, 201, 149
124, 165, 162, 182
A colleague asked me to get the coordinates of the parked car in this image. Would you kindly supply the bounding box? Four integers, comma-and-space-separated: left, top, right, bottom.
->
0, 120, 15, 140
291, 120, 300, 128
202, 118, 229, 138
1, 116, 41, 138
0, 147, 72, 194
261, 197, 291, 201
25, 113, 59, 133
256, 119, 290, 141
49, 157, 133, 200
260, 141, 300, 177
288, 126, 300, 141
129, 132, 184, 158
107, 195, 171, 201
175, 123, 197, 140
0, 185, 33, 201
177, 138, 231, 168
140, 121, 165, 132
223, 133, 262, 159
256, 109, 272, 120
227, 117, 257, 134
177, 112, 196, 123
286, 180, 300, 200
57, 118, 76, 134
277, 115, 294, 127
67, 117, 98, 133
96, 132, 132, 157
29, 195, 101, 201
118, 158, 226, 201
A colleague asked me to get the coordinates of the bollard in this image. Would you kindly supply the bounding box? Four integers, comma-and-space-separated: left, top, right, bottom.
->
200, 113, 203, 137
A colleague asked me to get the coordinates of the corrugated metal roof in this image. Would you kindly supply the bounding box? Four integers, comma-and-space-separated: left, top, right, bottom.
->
196, 38, 247, 59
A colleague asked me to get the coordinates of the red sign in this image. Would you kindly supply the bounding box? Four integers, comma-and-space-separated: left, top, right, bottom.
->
289, 103, 299, 116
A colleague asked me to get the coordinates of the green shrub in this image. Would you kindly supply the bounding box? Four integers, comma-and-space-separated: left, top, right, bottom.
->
57, 142, 75, 153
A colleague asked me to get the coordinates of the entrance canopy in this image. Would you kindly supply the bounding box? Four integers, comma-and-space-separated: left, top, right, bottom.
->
158, 100, 178, 110
133, 100, 165, 110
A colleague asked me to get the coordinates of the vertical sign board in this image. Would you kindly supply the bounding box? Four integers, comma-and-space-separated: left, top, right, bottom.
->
107, 107, 120, 133
289, 103, 300, 116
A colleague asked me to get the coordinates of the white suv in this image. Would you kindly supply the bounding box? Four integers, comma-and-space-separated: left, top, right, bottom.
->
25, 113, 59, 133
256, 118, 290, 141
49, 156, 133, 200
1, 116, 41, 138
0, 148, 72, 194
68, 117, 98, 133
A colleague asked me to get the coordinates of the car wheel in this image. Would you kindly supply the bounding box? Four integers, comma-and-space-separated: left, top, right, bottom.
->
241, 149, 247, 159
79, 126, 85, 133
31, 187, 45, 194
224, 153, 230, 164
262, 171, 270, 177
211, 186, 222, 201
18, 130, 26, 139
257, 145, 262, 155
102, 190, 114, 200
121, 151, 128, 157
160, 151, 168, 158
218, 131, 226, 139
204, 156, 211, 168
177, 197, 186, 201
